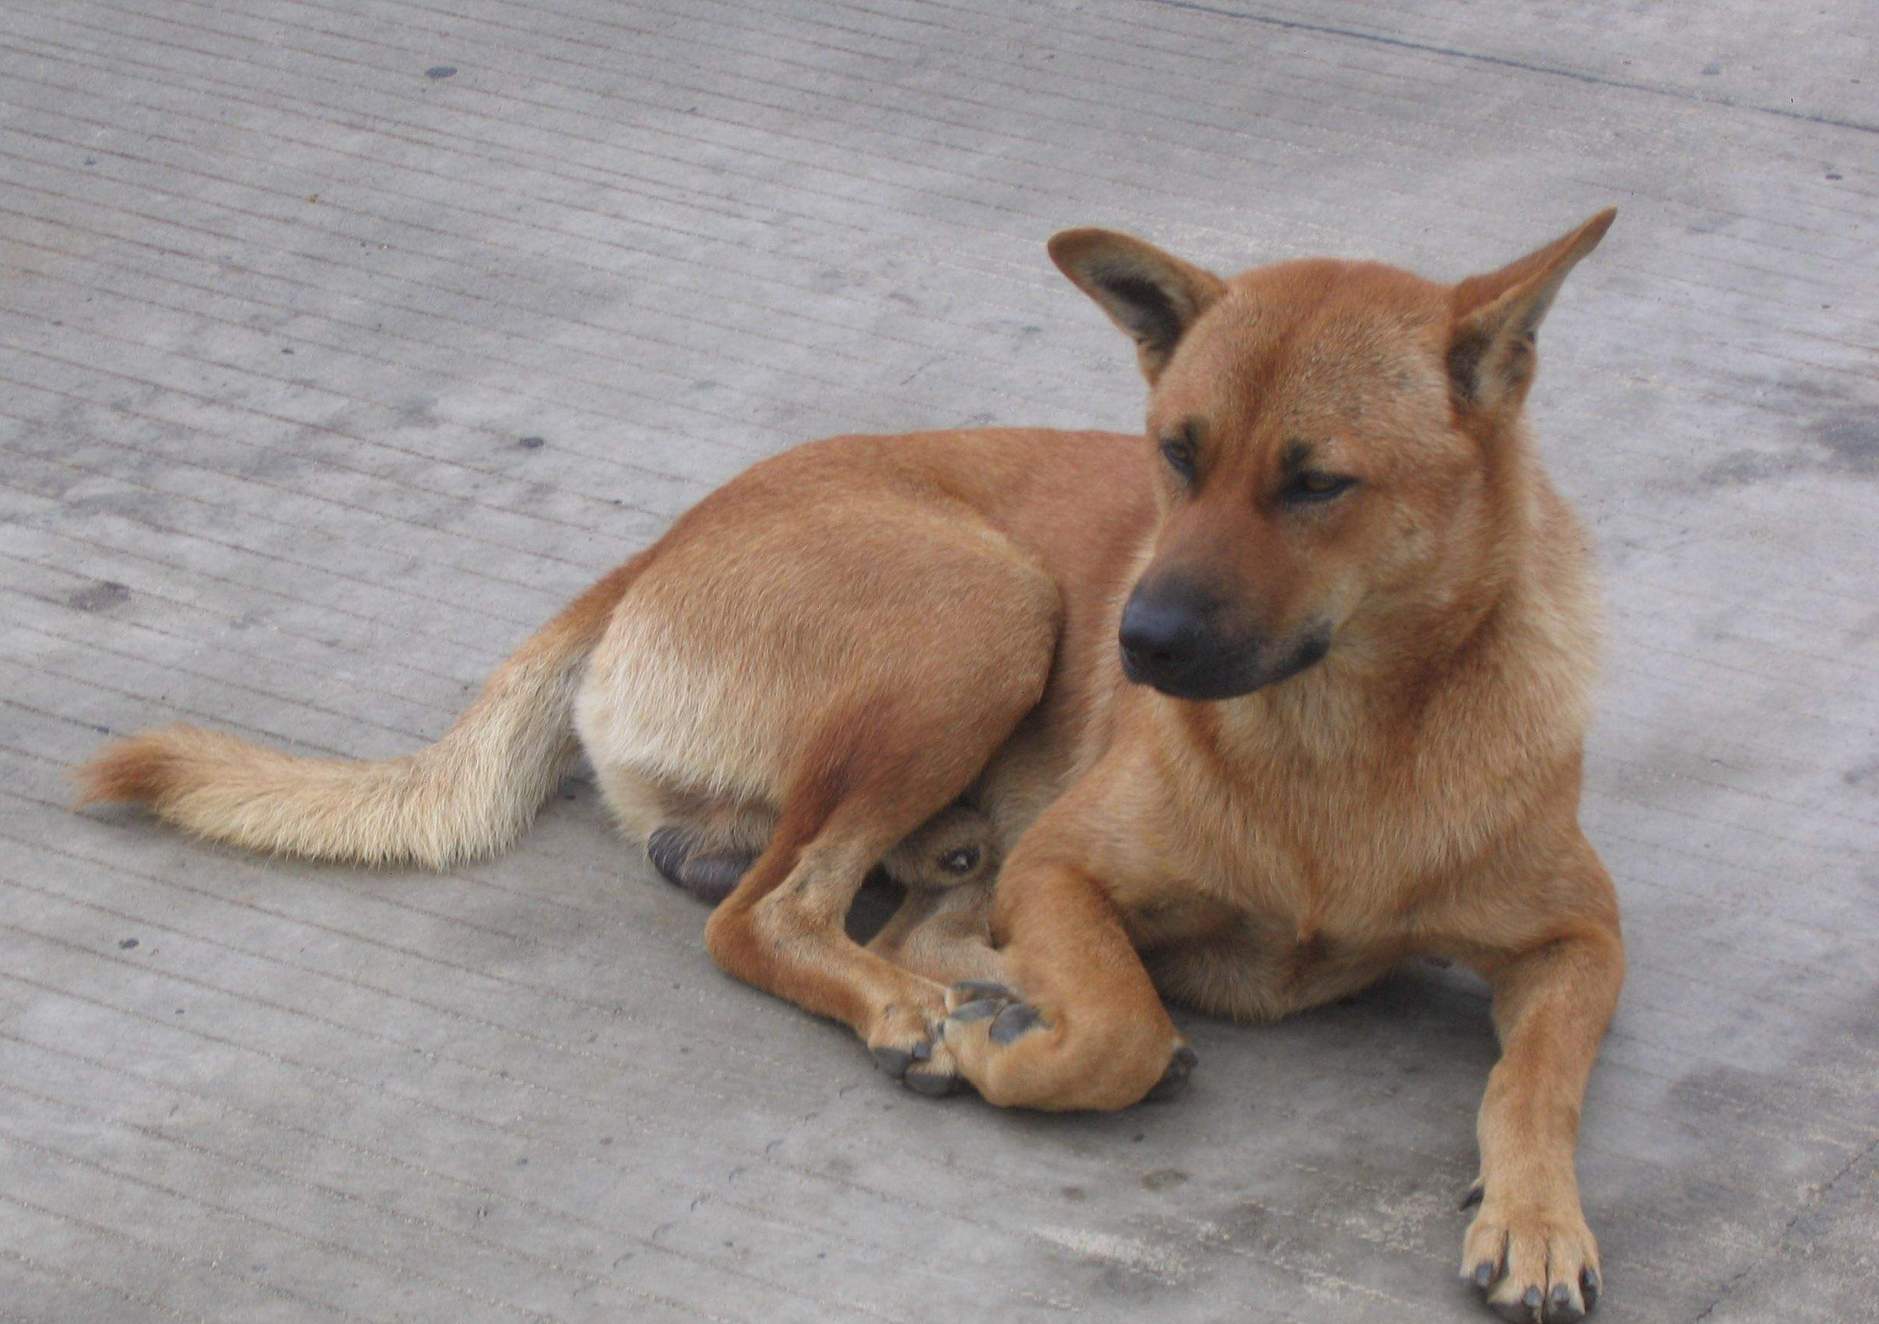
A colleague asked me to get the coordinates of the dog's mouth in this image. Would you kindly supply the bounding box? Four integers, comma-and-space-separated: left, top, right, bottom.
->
1121, 627, 1331, 702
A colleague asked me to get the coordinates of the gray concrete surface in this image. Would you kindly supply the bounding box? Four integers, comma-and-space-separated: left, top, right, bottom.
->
1, 1, 1874, 1320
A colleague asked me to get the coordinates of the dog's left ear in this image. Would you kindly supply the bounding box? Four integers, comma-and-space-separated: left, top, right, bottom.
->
1048, 229, 1226, 383
1447, 208, 1616, 416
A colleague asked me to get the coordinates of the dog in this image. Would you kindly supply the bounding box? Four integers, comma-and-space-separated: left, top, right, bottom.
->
79, 211, 1624, 1321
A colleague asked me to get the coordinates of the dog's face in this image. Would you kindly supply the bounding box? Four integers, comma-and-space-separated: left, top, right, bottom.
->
1050, 213, 1614, 701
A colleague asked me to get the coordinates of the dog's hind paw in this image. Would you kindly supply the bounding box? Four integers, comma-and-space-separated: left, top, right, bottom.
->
646, 827, 754, 906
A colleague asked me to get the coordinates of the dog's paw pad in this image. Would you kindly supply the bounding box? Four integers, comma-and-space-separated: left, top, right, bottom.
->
946, 979, 1016, 1011
948, 997, 1004, 1023
870, 1044, 915, 1079
987, 1001, 1044, 1044
900, 1038, 962, 1097
902, 1065, 963, 1096
869, 1034, 935, 1081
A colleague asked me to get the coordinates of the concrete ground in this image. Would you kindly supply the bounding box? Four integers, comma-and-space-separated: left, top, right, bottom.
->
1, 1, 1873, 1320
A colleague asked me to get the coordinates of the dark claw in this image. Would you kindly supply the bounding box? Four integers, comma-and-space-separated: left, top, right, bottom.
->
1460, 1180, 1485, 1211
951, 979, 1014, 1003
988, 1002, 1044, 1044
949, 998, 1004, 1023
1146, 1044, 1199, 1101
1522, 1287, 1543, 1312
1492, 1298, 1536, 1324
1549, 1281, 1585, 1323
1579, 1267, 1599, 1310
1472, 1260, 1496, 1290
909, 1040, 932, 1063
903, 1068, 961, 1097
870, 1045, 914, 1079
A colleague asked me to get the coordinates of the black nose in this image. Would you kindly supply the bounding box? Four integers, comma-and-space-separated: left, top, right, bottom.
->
1119, 588, 1211, 682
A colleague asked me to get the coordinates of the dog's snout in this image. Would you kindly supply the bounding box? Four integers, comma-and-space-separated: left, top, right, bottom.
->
1119, 593, 1206, 673
1120, 580, 1226, 693
1120, 578, 1332, 701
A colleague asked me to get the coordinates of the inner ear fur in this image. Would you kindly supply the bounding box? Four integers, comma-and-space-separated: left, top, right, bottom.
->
1447, 208, 1616, 414
1048, 228, 1226, 382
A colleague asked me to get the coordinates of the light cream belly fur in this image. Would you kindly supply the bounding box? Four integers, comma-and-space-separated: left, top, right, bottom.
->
576, 604, 793, 839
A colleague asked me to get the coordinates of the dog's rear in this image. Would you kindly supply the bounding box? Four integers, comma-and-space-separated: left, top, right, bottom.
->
76, 560, 641, 868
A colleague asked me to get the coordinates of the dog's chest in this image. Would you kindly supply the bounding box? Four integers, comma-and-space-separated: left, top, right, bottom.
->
1134, 896, 1403, 1020
1202, 806, 1415, 933
1122, 809, 1426, 1016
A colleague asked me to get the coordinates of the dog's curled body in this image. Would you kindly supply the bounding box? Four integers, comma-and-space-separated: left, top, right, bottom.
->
80, 213, 1627, 1322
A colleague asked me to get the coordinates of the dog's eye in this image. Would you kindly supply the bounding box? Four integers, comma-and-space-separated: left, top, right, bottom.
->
1159, 436, 1197, 482
938, 846, 980, 875
1284, 472, 1357, 504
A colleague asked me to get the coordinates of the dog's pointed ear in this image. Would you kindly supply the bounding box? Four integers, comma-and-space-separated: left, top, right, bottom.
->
1447, 208, 1615, 415
1048, 229, 1226, 382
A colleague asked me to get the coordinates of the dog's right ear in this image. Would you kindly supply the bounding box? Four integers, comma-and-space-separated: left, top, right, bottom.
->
1048, 229, 1226, 383
1447, 208, 1616, 418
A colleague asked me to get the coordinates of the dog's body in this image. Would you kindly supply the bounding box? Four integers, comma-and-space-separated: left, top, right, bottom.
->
81, 214, 1623, 1321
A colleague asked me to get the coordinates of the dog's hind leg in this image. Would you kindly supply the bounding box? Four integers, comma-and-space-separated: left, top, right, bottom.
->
704, 664, 1048, 1090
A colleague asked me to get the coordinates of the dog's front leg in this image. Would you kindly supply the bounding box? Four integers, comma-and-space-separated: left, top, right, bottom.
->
1463, 912, 1623, 1322
935, 857, 1193, 1110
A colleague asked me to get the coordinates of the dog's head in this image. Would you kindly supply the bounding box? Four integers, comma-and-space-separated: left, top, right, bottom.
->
1049, 211, 1614, 702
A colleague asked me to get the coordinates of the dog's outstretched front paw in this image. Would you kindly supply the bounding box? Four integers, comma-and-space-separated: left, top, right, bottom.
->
1461, 1189, 1600, 1322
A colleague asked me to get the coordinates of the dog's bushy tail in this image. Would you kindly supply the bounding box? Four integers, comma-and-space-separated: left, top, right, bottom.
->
75, 561, 641, 869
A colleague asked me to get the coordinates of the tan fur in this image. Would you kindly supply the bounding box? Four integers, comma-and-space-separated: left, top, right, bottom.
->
78, 212, 1624, 1319
76, 562, 640, 867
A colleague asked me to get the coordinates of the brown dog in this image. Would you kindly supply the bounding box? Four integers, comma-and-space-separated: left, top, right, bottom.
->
79, 212, 1623, 1321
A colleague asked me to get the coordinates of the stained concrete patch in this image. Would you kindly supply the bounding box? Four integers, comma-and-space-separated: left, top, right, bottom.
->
1705, 406, 1879, 487
63, 580, 131, 613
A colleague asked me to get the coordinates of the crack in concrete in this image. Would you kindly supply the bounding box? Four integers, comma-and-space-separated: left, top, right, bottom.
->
1143, 0, 1879, 135
1689, 1132, 1879, 1322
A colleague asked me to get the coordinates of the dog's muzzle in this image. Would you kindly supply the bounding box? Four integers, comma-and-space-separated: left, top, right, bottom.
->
1119, 581, 1329, 701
